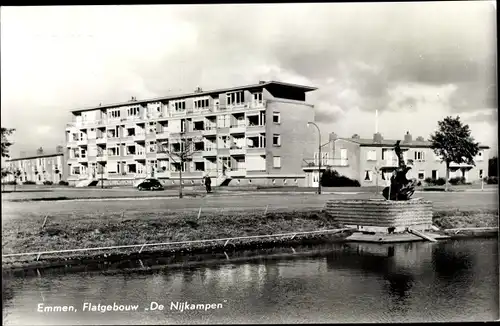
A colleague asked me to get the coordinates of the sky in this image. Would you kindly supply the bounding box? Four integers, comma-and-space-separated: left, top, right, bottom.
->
1, 2, 497, 157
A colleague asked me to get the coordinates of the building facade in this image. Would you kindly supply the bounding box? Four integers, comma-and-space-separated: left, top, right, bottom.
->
4, 147, 68, 184
65, 81, 318, 187
303, 131, 490, 187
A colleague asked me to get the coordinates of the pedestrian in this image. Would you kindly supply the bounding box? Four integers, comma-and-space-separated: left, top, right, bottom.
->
204, 175, 212, 193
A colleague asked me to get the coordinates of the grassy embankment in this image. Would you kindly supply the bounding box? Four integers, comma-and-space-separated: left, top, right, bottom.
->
2, 201, 498, 271
2, 207, 352, 269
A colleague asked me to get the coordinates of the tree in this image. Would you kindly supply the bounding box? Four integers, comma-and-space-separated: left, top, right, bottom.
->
429, 116, 480, 191
157, 133, 202, 198
1, 127, 15, 158
1, 128, 15, 188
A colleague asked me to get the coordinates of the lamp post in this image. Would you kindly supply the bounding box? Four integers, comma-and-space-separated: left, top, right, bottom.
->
307, 122, 322, 195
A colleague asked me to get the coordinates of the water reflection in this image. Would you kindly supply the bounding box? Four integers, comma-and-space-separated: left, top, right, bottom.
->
2, 239, 498, 324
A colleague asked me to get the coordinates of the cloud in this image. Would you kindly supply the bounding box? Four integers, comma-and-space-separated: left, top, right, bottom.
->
0, 3, 497, 156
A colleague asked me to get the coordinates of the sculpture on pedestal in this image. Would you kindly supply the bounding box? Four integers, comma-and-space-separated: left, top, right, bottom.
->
382, 140, 417, 200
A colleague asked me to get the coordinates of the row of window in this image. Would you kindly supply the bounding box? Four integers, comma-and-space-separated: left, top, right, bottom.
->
363, 168, 485, 182
70, 155, 282, 175
365, 149, 484, 162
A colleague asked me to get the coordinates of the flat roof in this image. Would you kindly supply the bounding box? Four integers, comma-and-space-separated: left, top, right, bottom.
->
337, 137, 490, 149
6, 153, 64, 162
71, 80, 318, 114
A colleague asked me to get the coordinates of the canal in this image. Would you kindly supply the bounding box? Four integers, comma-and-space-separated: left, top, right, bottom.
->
2, 238, 498, 324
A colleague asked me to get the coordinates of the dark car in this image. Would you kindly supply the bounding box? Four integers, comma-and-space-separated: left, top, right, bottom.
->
136, 178, 164, 191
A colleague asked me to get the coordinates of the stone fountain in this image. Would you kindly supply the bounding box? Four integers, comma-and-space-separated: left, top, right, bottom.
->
325, 141, 442, 242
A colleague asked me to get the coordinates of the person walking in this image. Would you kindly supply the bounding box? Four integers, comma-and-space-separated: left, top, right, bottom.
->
204, 175, 212, 193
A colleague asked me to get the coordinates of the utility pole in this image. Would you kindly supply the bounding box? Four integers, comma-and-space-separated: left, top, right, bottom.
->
307, 122, 322, 195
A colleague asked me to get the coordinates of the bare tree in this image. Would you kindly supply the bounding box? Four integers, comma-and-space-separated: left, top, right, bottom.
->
157, 132, 203, 198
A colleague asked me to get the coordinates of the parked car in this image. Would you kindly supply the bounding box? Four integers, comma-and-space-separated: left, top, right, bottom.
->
136, 178, 164, 191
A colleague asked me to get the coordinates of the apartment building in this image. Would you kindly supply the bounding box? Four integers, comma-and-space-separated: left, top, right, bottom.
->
304, 131, 490, 187
65, 81, 318, 187
4, 146, 68, 184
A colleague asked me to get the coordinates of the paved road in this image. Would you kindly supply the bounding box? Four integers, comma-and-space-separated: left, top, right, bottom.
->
2, 191, 497, 222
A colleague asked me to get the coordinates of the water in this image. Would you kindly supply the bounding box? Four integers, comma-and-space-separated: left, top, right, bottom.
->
3, 239, 498, 324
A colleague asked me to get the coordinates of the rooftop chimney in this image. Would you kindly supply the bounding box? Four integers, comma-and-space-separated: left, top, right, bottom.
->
373, 132, 383, 143
351, 134, 360, 139
194, 86, 203, 93
329, 132, 338, 142
259, 80, 266, 84
36, 147, 44, 155
403, 131, 412, 143
56, 145, 64, 153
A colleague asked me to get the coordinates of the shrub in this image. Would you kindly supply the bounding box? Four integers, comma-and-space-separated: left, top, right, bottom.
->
484, 176, 498, 184
43, 180, 53, 185
416, 181, 422, 187
3, 181, 17, 185
321, 169, 360, 187
58, 180, 69, 186
23, 181, 36, 185
449, 176, 467, 185
424, 177, 433, 184
435, 177, 446, 186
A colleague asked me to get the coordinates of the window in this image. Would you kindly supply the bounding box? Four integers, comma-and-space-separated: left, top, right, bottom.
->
253, 92, 263, 103
148, 141, 156, 153
227, 91, 244, 105
273, 134, 281, 146
364, 170, 373, 181
127, 106, 140, 117
195, 162, 205, 171
194, 98, 210, 110
418, 170, 425, 180
148, 122, 157, 134
173, 100, 186, 112
477, 151, 484, 161
414, 151, 425, 161
434, 152, 441, 161
71, 166, 81, 175
366, 150, 376, 161
273, 156, 281, 168
479, 169, 484, 178
109, 109, 121, 119
273, 112, 281, 124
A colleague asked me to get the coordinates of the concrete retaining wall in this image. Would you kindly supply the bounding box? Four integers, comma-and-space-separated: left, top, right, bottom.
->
325, 199, 433, 233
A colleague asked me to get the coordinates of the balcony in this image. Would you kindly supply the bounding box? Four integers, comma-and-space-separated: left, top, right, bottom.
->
96, 154, 108, 161
134, 152, 146, 160
302, 158, 349, 170
202, 148, 217, 156
156, 130, 170, 139
76, 139, 88, 146
134, 172, 147, 179
156, 152, 169, 159
230, 124, 246, 134
171, 110, 187, 117
246, 147, 266, 155
202, 127, 217, 136
250, 100, 266, 109
78, 156, 88, 163
96, 137, 107, 144
246, 124, 266, 133
134, 133, 146, 142
68, 156, 79, 163
229, 147, 247, 156
227, 168, 247, 177
153, 171, 170, 179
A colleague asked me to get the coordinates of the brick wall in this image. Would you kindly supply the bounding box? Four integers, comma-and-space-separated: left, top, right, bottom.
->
325, 199, 433, 231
